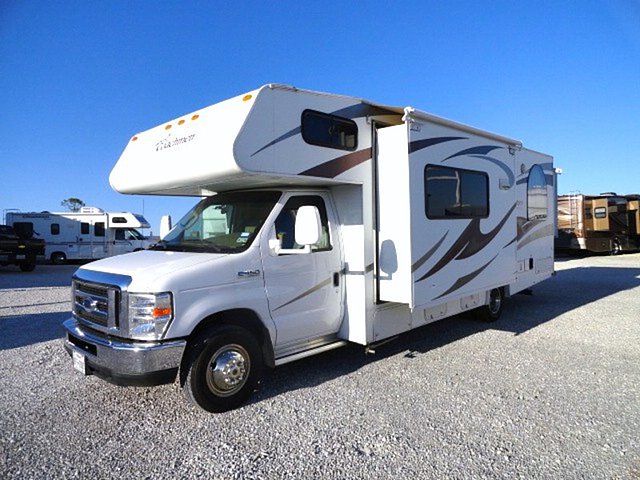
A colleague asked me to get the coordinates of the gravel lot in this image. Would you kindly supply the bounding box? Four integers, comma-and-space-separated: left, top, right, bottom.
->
1, 255, 639, 479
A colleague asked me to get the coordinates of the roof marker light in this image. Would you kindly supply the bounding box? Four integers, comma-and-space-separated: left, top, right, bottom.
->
178, 119, 185, 125
243, 94, 252, 102
132, 136, 138, 142
192, 114, 200, 121
165, 124, 172, 130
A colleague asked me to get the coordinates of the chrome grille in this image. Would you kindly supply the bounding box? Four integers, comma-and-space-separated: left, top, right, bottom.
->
73, 280, 119, 329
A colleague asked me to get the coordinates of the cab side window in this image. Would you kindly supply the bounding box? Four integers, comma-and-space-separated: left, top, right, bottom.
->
275, 196, 331, 251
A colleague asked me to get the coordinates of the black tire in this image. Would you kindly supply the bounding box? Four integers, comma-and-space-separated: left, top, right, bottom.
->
610, 239, 622, 256
51, 252, 66, 265
19, 261, 36, 272
182, 324, 263, 413
475, 287, 504, 323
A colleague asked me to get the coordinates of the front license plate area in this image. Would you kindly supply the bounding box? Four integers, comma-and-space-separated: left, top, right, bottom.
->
72, 350, 88, 375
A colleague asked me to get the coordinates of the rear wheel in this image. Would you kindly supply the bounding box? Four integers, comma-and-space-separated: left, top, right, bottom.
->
182, 324, 263, 413
475, 287, 504, 323
610, 238, 622, 256
51, 252, 66, 265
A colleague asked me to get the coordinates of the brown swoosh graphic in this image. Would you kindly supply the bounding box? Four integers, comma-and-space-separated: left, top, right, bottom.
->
434, 254, 499, 300
412, 232, 448, 273
517, 224, 554, 250
300, 148, 372, 178
273, 277, 333, 312
416, 203, 516, 282
517, 217, 545, 240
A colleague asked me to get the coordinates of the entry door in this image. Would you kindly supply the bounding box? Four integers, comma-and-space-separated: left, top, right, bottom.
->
77, 221, 93, 259
260, 194, 344, 349
515, 150, 555, 270
92, 221, 107, 258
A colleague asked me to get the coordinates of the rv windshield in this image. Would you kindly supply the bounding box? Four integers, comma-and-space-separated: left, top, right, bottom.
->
151, 191, 281, 254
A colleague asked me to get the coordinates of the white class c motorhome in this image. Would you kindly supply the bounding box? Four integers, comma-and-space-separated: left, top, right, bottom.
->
7, 208, 151, 264
63, 85, 555, 412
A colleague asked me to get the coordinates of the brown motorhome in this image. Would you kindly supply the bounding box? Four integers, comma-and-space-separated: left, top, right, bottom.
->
556, 193, 640, 254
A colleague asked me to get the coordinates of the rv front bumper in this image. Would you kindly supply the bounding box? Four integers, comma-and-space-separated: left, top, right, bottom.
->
63, 317, 186, 386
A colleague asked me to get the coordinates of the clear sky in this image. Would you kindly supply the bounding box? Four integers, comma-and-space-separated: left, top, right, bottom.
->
2, 0, 639, 233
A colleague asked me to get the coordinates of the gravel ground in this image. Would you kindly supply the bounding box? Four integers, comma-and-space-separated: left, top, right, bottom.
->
1, 255, 639, 479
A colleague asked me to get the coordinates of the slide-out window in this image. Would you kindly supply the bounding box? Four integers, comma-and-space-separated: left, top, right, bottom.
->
301, 110, 357, 151
81, 223, 90, 234
424, 165, 489, 219
51, 223, 60, 235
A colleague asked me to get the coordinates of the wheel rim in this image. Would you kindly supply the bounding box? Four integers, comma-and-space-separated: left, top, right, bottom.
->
206, 344, 250, 397
488, 289, 502, 315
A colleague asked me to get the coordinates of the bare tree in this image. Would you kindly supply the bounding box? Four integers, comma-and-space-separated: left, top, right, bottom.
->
61, 198, 85, 212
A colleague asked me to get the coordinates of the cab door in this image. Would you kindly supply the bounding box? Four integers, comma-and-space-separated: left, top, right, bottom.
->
260, 193, 344, 351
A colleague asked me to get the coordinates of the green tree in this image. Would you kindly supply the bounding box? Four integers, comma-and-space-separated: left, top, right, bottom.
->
61, 198, 85, 212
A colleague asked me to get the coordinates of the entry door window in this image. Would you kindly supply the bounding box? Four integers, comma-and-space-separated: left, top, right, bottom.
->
527, 165, 548, 220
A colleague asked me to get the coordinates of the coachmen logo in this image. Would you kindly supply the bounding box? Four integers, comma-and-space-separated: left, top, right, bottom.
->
155, 133, 196, 152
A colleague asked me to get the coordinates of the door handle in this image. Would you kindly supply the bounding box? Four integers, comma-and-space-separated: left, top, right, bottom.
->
238, 269, 260, 277
333, 271, 340, 287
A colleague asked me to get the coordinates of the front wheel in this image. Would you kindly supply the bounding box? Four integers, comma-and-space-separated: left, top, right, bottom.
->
475, 287, 504, 323
19, 260, 36, 272
182, 325, 263, 413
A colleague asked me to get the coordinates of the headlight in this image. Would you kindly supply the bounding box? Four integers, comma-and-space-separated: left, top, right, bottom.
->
127, 292, 173, 340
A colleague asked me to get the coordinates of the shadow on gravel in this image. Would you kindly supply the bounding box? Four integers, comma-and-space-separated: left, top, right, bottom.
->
0, 266, 76, 290
253, 264, 640, 405
0, 311, 67, 351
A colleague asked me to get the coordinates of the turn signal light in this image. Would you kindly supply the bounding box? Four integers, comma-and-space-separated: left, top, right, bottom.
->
153, 307, 172, 318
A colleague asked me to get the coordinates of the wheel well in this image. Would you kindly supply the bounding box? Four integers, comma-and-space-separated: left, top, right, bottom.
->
188, 309, 275, 368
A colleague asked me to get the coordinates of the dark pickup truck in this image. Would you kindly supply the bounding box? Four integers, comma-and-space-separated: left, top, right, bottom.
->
0, 225, 45, 272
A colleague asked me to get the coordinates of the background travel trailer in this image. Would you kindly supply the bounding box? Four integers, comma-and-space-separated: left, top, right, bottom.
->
556, 193, 640, 254
7, 207, 151, 263
65, 84, 556, 412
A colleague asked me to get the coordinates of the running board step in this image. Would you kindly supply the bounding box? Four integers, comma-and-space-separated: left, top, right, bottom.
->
274, 340, 347, 366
